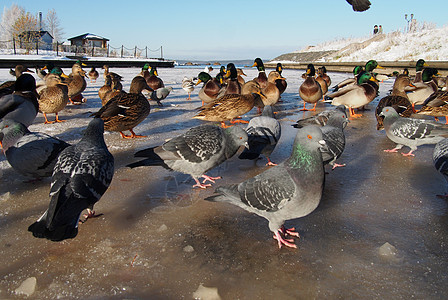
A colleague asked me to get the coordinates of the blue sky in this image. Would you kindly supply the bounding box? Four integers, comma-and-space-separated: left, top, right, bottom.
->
2, 0, 447, 61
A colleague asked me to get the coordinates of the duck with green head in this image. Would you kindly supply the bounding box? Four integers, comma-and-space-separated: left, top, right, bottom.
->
146, 66, 165, 90
196, 72, 222, 105
219, 63, 242, 96
299, 64, 322, 111
269, 63, 287, 95
406, 67, 440, 109
325, 71, 378, 118
413, 59, 428, 83
331, 65, 364, 92
252, 58, 268, 89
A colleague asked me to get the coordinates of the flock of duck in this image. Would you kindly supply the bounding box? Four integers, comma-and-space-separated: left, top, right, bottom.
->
0, 57, 447, 247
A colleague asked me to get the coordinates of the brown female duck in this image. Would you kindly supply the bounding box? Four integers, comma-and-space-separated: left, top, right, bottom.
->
88, 67, 99, 83
67, 63, 87, 104
417, 91, 448, 123
193, 93, 262, 128
91, 76, 153, 138
269, 63, 287, 95
38, 73, 69, 124
299, 64, 322, 111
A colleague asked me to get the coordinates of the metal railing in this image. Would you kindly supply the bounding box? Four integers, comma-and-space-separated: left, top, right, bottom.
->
0, 38, 164, 60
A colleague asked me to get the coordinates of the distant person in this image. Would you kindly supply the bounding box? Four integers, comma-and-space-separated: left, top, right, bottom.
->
379, 25, 383, 34
373, 25, 378, 35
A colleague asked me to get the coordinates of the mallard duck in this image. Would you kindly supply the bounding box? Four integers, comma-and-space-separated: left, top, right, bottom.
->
38, 73, 69, 124
237, 68, 246, 86
0, 74, 39, 127
193, 93, 262, 128
412, 59, 428, 83
252, 58, 268, 89
405, 68, 440, 109
0, 119, 70, 179
182, 76, 195, 100
91, 76, 153, 138
1, 65, 34, 97
88, 67, 99, 83
261, 71, 285, 106
139, 63, 151, 80
331, 65, 363, 92
146, 66, 164, 90
102, 65, 123, 89
325, 72, 378, 118
98, 75, 112, 103
196, 72, 222, 105
375, 75, 414, 130
215, 66, 227, 85
315, 69, 328, 98
35, 63, 55, 80
101, 75, 124, 106
269, 63, 287, 95
417, 91, 448, 123
67, 63, 87, 105
218, 63, 242, 97
318, 66, 331, 87
299, 64, 322, 111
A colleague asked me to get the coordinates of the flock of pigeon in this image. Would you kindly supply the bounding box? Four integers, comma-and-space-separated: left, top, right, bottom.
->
0, 55, 447, 249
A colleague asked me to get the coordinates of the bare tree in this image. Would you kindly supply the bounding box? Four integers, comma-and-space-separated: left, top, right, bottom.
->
45, 9, 64, 42
0, 4, 25, 40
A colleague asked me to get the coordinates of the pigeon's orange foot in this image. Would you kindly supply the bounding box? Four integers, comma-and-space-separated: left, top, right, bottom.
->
401, 151, 415, 157
384, 148, 399, 153
201, 175, 222, 184
230, 119, 249, 124
266, 158, 277, 166
273, 231, 297, 249
192, 178, 212, 189
331, 163, 346, 170
273, 226, 300, 248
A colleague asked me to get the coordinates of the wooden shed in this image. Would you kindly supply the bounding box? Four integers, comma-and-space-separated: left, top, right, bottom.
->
68, 33, 109, 48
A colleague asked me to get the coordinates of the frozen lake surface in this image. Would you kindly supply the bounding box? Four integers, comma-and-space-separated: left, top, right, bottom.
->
0, 65, 447, 299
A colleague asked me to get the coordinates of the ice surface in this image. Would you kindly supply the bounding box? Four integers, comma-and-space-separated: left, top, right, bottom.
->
0, 65, 448, 298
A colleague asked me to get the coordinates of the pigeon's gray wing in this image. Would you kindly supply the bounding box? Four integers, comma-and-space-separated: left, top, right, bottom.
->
162, 126, 224, 163
321, 126, 345, 164
236, 165, 295, 212
46, 145, 114, 231
391, 119, 448, 140
434, 138, 448, 177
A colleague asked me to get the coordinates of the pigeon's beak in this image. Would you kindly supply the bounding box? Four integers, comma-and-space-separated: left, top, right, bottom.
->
244, 141, 249, 149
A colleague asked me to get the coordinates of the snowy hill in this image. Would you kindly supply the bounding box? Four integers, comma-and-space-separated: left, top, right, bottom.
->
271, 24, 448, 63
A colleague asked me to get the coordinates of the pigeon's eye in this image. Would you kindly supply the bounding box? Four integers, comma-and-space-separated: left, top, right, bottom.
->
4, 125, 8, 128
307, 135, 312, 139
239, 137, 243, 139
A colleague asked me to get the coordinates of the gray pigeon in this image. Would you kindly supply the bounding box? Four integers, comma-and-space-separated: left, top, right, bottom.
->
205, 125, 327, 249
381, 106, 448, 156
28, 118, 114, 241
320, 110, 349, 169
293, 105, 347, 128
0, 73, 39, 127
0, 119, 70, 179
127, 124, 248, 189
238, 105, 281, 165
150, 86, 173, 106
433, 138, 448, 199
